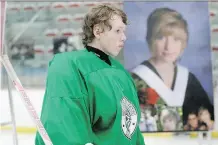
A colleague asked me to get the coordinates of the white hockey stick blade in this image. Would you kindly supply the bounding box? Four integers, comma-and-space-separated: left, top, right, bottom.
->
0, 55, 53, 145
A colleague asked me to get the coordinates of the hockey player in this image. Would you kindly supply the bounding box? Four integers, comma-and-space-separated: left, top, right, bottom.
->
35, 4, 145, 145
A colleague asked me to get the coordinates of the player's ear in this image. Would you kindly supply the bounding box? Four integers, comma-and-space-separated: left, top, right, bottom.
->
93, 24, 103, 39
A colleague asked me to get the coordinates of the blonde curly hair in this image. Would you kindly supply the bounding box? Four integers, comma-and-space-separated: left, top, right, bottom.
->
82, 4, 127, 46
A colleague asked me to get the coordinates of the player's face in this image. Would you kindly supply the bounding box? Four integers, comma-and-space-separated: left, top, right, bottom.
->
99, 15, 127, 57
151, 27, 187, 64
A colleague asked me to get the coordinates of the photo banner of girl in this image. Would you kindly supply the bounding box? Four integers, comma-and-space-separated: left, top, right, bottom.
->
123, 2, 215, 132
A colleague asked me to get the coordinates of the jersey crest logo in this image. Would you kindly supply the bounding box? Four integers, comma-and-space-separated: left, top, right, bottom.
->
121, 97, 138, 139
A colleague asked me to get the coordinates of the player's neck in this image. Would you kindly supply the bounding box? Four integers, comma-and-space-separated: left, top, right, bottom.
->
87, 40, 105, 54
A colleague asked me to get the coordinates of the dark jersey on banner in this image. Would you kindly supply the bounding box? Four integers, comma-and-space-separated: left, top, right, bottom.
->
131, 61, 214, 132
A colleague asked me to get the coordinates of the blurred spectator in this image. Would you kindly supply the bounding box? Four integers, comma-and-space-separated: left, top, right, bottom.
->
198, 107, 214, 130
184, 111, 208, 131
11, 45, 20, 60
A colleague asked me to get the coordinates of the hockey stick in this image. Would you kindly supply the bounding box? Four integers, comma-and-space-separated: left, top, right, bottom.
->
0, 55, 53, 145
0, 1, 52, 144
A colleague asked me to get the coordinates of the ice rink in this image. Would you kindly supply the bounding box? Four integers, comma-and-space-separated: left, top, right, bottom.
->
1, 130, 218, 145
0, 88, 218, 145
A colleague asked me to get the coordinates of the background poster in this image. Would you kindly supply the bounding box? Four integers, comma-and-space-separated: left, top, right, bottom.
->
123, 2, 215, 132
1, 1, 217, 134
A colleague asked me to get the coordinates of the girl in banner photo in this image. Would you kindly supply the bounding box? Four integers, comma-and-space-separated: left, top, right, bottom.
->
131, 7, 214, 132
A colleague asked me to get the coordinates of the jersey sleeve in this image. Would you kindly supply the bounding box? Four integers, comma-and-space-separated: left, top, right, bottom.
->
35, 54, 93, 145
136, 127, 145, 145
128, 72, 146, 145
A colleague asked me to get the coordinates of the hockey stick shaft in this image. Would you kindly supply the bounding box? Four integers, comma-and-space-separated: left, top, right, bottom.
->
0, 55, 53, 145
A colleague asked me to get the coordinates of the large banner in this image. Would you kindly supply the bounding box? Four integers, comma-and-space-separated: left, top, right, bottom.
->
123, 2, 215, 132
2, 0, 216, 133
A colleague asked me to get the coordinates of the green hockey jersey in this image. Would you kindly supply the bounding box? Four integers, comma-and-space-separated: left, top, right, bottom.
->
35, 48, 145, 145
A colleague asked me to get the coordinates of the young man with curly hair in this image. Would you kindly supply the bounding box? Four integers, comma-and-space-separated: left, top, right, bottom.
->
35, 4, 145, 145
